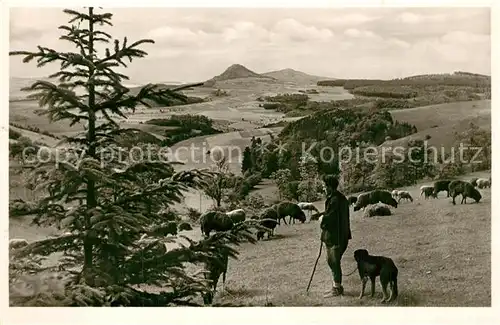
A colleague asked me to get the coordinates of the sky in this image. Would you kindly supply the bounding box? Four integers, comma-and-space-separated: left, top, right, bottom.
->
9, 7, 491, 84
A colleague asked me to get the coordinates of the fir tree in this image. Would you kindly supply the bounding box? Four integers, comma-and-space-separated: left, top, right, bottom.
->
241, 147, 252, 174
9, 7, 256, 306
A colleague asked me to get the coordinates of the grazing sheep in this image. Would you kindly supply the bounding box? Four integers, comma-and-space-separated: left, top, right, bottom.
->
391, 190, 400, 199
226, 208, 246, 223
297, 202, 318, 211
449, 180, 482, 205
470, 177, 479, 187
348, 196, 358, 206
433, 180, 452, 197
255, 207, 279, 240
178, 222, 193, 231
476, 178, 491, 189
363, 203, 392, 218
354, 190, 398, 212
420, 186, 437, 199
398, 191, 413, 203
202, 247, 229, 305
297, 202, 319, 221
200, 211, 234, 237
297, 202, 319, 213
9, 238, 28, 250
272, 201, 306, 225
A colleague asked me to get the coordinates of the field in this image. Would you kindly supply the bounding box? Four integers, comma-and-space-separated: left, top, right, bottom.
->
10, 171, 491, 307
8, 69, 492, 307
213, 172, 491, 307
382, 100, 491, 149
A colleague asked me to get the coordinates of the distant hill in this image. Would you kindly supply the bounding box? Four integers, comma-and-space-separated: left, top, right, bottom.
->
403, 71, 491, 81
9, 76, 143, 101
204, 64, 274, 86
9, 77, 50, 101
261, 68, 333, 83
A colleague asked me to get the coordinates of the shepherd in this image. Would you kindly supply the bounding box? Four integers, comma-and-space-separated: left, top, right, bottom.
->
307, 174, 352, 296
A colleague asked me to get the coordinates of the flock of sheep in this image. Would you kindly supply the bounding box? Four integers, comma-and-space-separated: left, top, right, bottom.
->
345, 176, 491, 217
196, 175, 491, 304
419, 177, 490, 204
197, 200, 322, 304
199, 201, 320, 240
9, 175, 491, 305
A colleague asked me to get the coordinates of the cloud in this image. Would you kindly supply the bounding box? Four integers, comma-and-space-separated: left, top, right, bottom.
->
343, 28, 380, 39
441, 31, 489, 44
9, 25, 43, 42
335, 13, 381, 24
396, 12, 448, 24
272, 18, 334, 42
386, 37, 411, 49
147, 26, 209, 46
222, 21, 270, 43
8, 7, 491, 83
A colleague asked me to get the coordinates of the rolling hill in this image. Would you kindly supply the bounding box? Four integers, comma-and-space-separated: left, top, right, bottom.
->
204, 64, 275, 87
381, 100, 491, 149
261, 68, 332, 84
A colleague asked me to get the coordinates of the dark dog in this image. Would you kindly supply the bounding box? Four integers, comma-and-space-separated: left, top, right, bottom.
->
353, 249, 399, 303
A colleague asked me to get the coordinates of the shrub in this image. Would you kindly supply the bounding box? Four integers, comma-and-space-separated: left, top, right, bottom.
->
9, 128, 22, 140
17, 136, 33, 146
245, 193, 266, 210
211, 89, 229, 97
245, 173, 262, 188
9, 199, 38, 217
146, 114, 213, 131
262, 103, 281, 110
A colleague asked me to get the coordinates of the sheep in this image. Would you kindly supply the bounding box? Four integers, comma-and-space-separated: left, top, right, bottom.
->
348, 196, 358, 206
397, 190, 413, 203
297, 202, 319, 221
297, 202, 319, 213
225, 208, 246, 223
476, 178, 491, 189
200, 211, 234, 237
272, 201, 306, 225
449, 180, 482, 205
363, 203, 392, 218
202, 247, 229, 305
178, 222, 193, 231
420, 185, 431, 192
354, 190, 398, 212
420, 186, 437, 199
470, 177, 479, 187
9, 238, 28, 250
391, 190, 400, 199
255, 207, 279, 240
433, 180, 452, 197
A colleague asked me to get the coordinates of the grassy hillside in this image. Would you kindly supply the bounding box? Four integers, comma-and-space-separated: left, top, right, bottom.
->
9, 168, 491, 306
383, 100, 491, 149
390, 100, 490, 130
261, 68, 331, 84
316, 72, 490, 110
185, 173, 491, 306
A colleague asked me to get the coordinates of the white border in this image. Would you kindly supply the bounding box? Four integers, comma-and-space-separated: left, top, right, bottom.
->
1, 0, 498, 324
